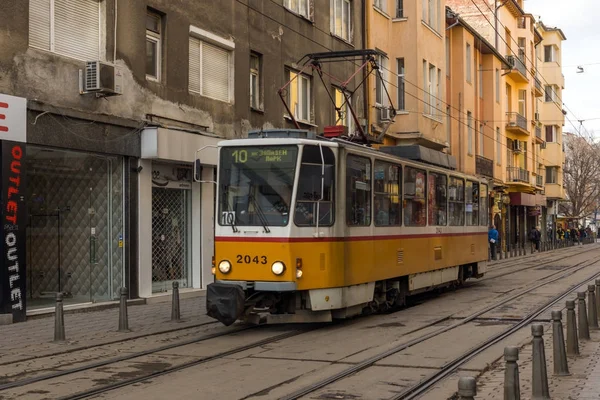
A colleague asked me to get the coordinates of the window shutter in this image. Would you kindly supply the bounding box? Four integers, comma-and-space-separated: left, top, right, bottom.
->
188, 37, 201, 93
29, 0, 51, 50
53, 0, 100, 60
202, 41, 230, 102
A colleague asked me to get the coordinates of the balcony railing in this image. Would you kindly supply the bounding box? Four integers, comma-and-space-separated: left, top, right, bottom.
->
535, 125, 542, 139
506, 112, 528, 132
507, 167, 530, 183
536, 174, 544, 188
476, 155, 494, 178
534, 76, 542, 93
506, 55, 528, 79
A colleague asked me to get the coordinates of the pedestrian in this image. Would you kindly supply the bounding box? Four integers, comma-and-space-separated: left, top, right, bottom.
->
529, 226, 541, 251
489, 225, 499, 260
571, 227, 579, 245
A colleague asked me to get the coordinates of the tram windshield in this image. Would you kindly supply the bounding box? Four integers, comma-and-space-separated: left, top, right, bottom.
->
218, 145, 298, 227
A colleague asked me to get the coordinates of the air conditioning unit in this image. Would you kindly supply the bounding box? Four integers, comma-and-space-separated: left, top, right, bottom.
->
541, 141, 547, 149
80, 61, 123, 96
379, 107, 392, 122
534, 112, 540, 121
513, 141, 522, 152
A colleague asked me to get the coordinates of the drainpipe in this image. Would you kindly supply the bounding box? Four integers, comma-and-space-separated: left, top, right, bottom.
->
114, 0, 118, 62
495, 1, 507, 50
459, 92, 463, 171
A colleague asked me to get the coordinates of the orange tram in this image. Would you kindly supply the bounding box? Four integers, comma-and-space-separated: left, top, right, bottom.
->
206, 130, 489, 325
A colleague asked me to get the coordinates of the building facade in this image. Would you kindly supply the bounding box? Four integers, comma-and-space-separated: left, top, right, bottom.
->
0, 0, 366, 317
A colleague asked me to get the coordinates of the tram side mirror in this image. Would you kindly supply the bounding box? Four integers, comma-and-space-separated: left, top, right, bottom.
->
194, 159, 202, 182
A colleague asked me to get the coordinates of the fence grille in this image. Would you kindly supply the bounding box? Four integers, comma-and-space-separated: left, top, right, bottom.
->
152, 187, 190, 290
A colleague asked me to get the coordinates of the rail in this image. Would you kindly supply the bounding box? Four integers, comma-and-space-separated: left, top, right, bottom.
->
475, 155, 494, 178
507, 166, 530, 183
506, 111, 528, 131
507, 54, 528, 79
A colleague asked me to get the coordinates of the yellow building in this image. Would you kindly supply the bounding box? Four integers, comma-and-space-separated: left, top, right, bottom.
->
366, 0, 447, 149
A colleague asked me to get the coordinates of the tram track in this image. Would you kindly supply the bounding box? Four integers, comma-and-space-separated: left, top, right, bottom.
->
273, 251, 600, 400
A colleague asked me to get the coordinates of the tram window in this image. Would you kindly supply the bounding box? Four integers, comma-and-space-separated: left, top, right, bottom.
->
295, 146, 335, 227
374, 161, 401, 226
346, 155, 372, 226
480, 183, 489, 226
466, 181, 479, 226
448, 177, 465, 226
404, 167, 427, 227
428, 172, 447, 226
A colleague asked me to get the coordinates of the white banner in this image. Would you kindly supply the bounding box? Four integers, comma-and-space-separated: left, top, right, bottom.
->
0, 94, 26, 143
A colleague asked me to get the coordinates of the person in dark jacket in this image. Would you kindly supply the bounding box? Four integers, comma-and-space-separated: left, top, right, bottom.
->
529, 226, 541, 251
489, 225, 499, 260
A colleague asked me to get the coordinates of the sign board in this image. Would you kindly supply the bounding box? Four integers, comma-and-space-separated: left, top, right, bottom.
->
0, 94, 26, 143
0, 141, 27, 322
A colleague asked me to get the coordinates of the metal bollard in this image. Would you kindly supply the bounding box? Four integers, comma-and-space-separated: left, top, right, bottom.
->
596, 279, 600, 325
518, 244, 522, 256
577, 292, 591, 340
588, 285, 599, 330
505, 246, 508, 259
566, 300, 580, 356
531, 324, 550, 400
171, 281, 181, 321
551, 310, 570, 376
499, 247, 503, 260
118, 287, 130, 332
504, 346, 520, 400
457, 376, 477, 400
53, 293, 66, 342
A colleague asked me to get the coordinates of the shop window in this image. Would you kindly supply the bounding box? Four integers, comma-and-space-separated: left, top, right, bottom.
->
346, 155, 371, 226
295, 146, 335, 227
374, 161, 401, 226
404, 167, 427, 226
448, 177, 464, 226
428, 172, 447, 226
480, 183, 489, 226
466, 181, 479, 226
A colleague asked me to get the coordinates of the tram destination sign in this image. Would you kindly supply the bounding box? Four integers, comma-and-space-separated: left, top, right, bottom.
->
226, 146, 298, 165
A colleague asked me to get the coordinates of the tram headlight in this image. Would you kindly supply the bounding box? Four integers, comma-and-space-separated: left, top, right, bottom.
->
218, 260, 232, 274
271, 261, 286, 276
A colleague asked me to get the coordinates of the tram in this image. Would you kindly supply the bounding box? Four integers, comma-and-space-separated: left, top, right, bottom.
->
206, 130, 489, 325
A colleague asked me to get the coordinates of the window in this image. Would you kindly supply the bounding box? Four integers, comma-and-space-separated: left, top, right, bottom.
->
448, 177, 465, 226
466, 181, 479, 226
424, 62, 437, 117
422, 0, 427, 21
286, 69, 312, 123
397, 58, 405, 110
545, 125, 558, 142
466, 44, 472, 83
546, 167, 558, 184
374, 161, 401, 226
467, 112, 473, 154
518, 37, 526, 61
189, 32, 234, 103
404, 167, 427, 226
480, 184, 488, 226
334, 87, 353, 133
396, 0, 404, 18
284, 0, 310, 19
496, 127, 501, 164
518, 89, 526, 117
479, 64, 483, 98
146, 11, 161, 81
376, 54, 388, 106
446, 107, 452, 150
544, 45, 556, 62
346, 155, 371, 226
479, 124, 484, 155
446, 37, 450, 76
428, 172, 447, 226
374, 0, 386, 13
250, 53, 262, 110
331, 0, 351, 41
545, 85, 558, 103
495, 69, 500, 103
506, 83, 511, 112
29, 0, 102, 61
517, 17, 526, 29
295, 146, 335, 227
422, 0, 438, 30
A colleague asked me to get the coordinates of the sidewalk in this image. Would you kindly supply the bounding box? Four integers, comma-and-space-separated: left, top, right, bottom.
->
0, 293, 213, 365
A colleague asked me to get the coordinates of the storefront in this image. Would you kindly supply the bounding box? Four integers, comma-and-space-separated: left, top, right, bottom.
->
26, 146, 125, 309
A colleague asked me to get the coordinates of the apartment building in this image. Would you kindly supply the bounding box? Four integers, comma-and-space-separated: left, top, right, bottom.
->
0, 0, 365, 320
536, 22, 567, 235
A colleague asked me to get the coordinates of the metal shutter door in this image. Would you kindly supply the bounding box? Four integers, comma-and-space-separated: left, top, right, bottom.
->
188, 37, 201, 94
29, 0, 51, 50
54, 0, 100, 61
202, 41, 230, 102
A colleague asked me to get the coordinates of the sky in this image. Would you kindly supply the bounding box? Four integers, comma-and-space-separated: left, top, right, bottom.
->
524, 0, 600, 137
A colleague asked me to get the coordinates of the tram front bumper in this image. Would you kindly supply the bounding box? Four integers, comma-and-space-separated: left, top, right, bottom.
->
206, 282, 245, 326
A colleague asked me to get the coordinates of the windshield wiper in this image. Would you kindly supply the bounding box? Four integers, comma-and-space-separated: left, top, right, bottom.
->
226, 196, 239, 233
249, 194, 271, 233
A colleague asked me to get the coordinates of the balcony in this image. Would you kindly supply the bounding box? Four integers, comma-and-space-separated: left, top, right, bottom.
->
535, 172, 544, 188
534, 124, 544, 144
534, 76, 543, 97
507, 167, 530, 184
506, 112, 529, 135
505, 55, 529, 83
476, 155, 494, 178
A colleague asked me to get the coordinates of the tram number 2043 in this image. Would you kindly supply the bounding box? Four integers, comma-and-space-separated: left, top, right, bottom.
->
236, 255, 267, 264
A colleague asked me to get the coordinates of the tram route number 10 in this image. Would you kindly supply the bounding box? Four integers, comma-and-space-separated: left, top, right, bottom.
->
232, 149, 248, 163
236, 255, 268, 264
